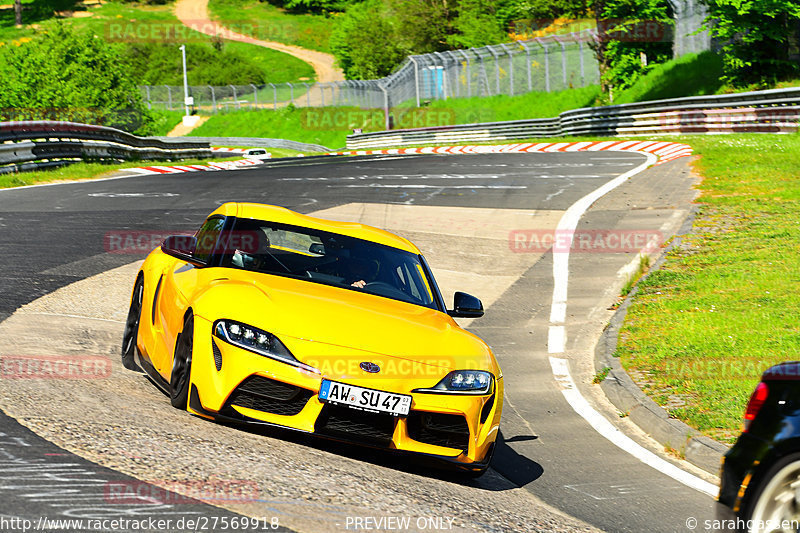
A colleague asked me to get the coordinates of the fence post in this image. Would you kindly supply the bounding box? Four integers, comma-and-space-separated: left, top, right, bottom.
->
269, 83, 276, 109
229, 85, 238, 109
250, 84, 258, 108
320, 83, 325, 107
289, 83, 294, 102
209, 86, 216, 113
519, 42, 532, 92
554, 36, 567, 89
304, 83, 310, 107
538, 42, 550, 92
409, 56, 420, 107
500, 43, 514, 96
457, 50, 471, 98
486, 47, 500, 95
164, 85, 172, 110
578, 38, 585, 86
145, 86, 152, 110
379, 83, 389, 130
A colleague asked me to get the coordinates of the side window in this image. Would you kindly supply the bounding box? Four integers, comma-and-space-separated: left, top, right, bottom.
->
194, 217, 225, 263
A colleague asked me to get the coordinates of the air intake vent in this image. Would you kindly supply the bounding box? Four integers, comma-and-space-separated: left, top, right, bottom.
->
212, 340, 222, 371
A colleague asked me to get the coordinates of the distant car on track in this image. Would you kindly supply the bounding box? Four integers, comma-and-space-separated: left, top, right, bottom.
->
121, 203, 502, 474
244, 148, 271, 162
718, 362, 800, 532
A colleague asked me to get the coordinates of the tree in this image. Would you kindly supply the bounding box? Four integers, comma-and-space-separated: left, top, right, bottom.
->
702, 0, 800, 87
14, 0, 21, 26
330, 0, 406, 79
591, 0, 674, 98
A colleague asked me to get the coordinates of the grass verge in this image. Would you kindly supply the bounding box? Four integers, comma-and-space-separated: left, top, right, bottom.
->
208, 0, 332, 54
616, 133, 800, 444
191, 86, 602, 148
0, 155, 242, 189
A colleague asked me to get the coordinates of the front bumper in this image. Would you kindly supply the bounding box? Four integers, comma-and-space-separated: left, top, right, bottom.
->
188, 316, 502, 468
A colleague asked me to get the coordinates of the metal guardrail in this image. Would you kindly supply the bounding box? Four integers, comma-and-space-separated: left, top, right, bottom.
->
157, 136, 332, 153
0, 121, 215, 173
346, 87, 800, 149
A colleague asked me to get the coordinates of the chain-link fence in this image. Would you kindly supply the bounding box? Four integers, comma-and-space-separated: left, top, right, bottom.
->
141, 32, 600, 117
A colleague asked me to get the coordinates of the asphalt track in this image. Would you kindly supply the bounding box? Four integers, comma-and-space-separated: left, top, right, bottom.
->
0, 152, 717, 532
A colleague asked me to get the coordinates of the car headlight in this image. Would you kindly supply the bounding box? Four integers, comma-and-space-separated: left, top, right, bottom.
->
414, 370, 493, 395
213, 319, 317, 373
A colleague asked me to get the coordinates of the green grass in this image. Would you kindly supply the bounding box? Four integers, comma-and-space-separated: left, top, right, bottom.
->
616, 134, 800, 443
614, 51, 725, 104
0, 1, 314, 84
149, 109, 184, 136
0, 155, 242, 189
208, 0, 333, 54
190, 106, 383, 149
191, 86, 602, 148
420, 85, 602, 123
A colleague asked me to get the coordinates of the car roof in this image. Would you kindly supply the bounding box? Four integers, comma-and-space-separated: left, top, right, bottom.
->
210, 203, 421, 254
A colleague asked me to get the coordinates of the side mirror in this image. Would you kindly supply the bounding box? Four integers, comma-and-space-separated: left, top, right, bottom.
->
448, 291, 484, 318
162, 235, 204, 265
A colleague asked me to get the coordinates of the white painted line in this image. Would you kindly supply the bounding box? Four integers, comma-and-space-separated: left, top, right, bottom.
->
549, 357, 718, 497
547, 326, 566, 354
549, 302, 567, 324
330, 184, 527, 189
548, 152, 657, 345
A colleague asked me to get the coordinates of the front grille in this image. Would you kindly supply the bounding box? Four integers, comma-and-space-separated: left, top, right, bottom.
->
226, 376, 312, 417
315, 404, 396, 445
407, 411, 470, 452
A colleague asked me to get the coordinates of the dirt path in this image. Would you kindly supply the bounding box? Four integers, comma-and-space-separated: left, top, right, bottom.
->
174, 0, 344, 83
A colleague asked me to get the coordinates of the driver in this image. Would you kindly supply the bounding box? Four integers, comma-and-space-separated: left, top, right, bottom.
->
344, 258, 377, 288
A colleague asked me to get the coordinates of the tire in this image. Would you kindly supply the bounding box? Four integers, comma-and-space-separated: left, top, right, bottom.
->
742, 452, 800, 533
170, 313, 194, 409
121, 277, 144, 372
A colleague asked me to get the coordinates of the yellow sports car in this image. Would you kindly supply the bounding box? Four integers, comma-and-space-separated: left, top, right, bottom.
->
122, 203, 502, 474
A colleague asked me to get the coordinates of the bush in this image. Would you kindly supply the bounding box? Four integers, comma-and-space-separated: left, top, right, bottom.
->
0, 24, 155, 134
123, 42, 268, 86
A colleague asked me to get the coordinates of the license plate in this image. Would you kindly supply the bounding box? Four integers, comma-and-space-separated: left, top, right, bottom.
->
319, 380, 411, 416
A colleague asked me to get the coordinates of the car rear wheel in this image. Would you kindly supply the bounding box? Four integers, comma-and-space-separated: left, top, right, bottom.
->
170, 314, 194, 409
743, 452, 800, 533
121, 277, 144, 372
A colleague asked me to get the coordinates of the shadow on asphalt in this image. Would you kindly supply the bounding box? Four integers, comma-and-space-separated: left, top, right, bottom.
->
171, 399, 546, 491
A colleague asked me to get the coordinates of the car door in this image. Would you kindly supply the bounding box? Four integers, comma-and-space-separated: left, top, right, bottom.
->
151, 216, 226, 377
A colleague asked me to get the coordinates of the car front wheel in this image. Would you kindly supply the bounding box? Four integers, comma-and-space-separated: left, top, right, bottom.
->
170, 313, 194, 409
121, 277, 144, 372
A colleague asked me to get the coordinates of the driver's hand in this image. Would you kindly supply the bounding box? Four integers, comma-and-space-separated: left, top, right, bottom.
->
351, 280, 366, 288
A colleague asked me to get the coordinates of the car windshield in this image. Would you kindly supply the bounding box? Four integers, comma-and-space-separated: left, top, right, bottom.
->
219, 219, 439, 310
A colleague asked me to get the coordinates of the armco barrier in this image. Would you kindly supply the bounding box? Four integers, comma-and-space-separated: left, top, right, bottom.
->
346, 87, 800, 149
0, 121, 215, 173
166, 136, 331, 153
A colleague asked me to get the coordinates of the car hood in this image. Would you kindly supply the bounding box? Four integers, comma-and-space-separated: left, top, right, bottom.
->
198, 272, 493, 370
